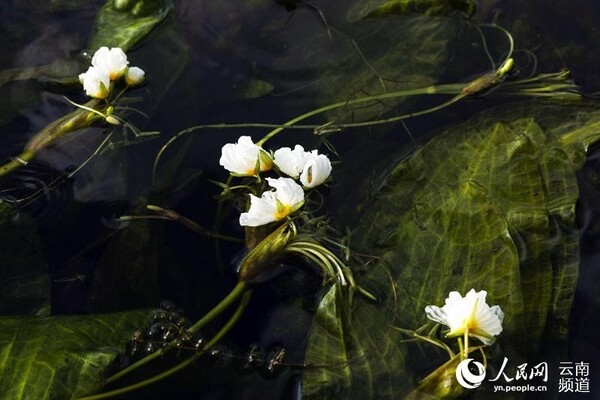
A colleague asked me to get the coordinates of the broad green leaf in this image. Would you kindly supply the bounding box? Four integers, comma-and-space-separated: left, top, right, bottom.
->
0, 201, 49, 316
304, 284, 408, 399
0, 310, 151, 400
304, 101, 600, 399
87, 0, 173, 52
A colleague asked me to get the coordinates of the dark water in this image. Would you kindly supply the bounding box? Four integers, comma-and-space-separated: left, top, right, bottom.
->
1, 0, 600, 399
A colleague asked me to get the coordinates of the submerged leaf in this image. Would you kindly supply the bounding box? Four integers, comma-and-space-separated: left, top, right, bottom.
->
304, 101, 600, 399
0, 310, 150, 400
316, 14, 464, 124
87, 0, 173, 52
347, 0, 476, 21
232, 79, 274, 100
0, 202, 49, 315
304, 284, 409, 399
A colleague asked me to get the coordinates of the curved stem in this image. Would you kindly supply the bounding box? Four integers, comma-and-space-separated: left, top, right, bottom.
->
79, 290, 253, 400
256, 84, 464, 146
214, 175, 234, 278
395, 327, 455, 359
479, 23, 515, 62
152, 84, 464, 179
285, 245, 336, 279
144, 205, 243, 243
290, 241, 347, 285
189, 281, 248, 333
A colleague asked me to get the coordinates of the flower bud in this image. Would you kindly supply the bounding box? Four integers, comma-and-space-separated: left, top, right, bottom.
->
125, 66, 146, 86
238, 222, 295, 282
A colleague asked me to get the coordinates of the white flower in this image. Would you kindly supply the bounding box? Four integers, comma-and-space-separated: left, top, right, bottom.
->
300, 154, 332, 188
425, 289, 504, 345
219, 136, 272, 176
91, 46, 129, 80
274, 145, 332, 188
273, 145, 311, 179
78, 66, 111, 99
239, 177, 304, 226
125, 66, 145, 86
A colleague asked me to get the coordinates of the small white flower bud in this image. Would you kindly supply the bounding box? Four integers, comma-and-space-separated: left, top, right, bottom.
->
125, 66, 145, 86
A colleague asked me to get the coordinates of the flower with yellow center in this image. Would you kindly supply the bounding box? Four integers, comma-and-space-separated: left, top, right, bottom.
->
425, 289, 504, 347
239, 177, 304, 227
91, 46, 129, 80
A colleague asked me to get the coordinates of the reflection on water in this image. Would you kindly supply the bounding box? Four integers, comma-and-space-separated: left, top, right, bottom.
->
1, 0, 600, 398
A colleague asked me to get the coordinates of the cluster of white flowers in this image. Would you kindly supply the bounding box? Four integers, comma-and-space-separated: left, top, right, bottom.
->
78, 47, 145, 99
425, 289, 504, 345
219, 136, 332, 227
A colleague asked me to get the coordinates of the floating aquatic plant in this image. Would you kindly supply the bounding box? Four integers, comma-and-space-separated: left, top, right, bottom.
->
3, 3, 599, 399
80, 125, 374, 399
0, 46, 147, 177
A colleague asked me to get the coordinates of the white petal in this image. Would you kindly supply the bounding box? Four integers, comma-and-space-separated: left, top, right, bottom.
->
300, 154, 332, 188
445, 291, 465, 305
273, 145, 307, 178
424, 305, 448, 325
91, 47, 110, 66
219, 136, 263, 176
239, 192, 279, 227
80, 66, 111, 99
266, 177, 304, 208
474, 301, 503, 337
92, 46, 129, 80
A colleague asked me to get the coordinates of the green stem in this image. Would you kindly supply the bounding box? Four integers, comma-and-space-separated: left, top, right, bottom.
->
0, 150, 36, 177
256, 84, 464, 146
395, 328, 455, 358
290, 241, 348, 285
560, 119, 600, 149
189, 281, 248, 333
215, 175, 234, 278
0, 99, 104, 177
152, 84, 464, 179
79, 290, 253, 400
285, 245, 336, 278
145, 205, 244, 243
104, 281, 247, 385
